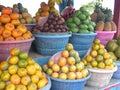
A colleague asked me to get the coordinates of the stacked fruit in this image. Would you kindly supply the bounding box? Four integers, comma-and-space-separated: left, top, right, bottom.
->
0, 7, 33, 41
106, 35, 120, 61
33, 13, 68, 33
12, 3, 36, 24
0, 48, 48, 90
66, 6, 96, 33
43, 43, 89, 80
35, 2, 59, 22
82, 39, 116, 69
91, 2, 117, 31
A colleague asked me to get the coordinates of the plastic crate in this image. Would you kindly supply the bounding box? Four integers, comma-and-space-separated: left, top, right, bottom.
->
0, 38, 34, 61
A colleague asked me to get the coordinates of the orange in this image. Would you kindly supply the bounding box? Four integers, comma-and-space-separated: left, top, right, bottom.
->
0, 35, 3, 41
86, 55, 92, 62
31, 75, 39, 83
17, 68, 27, 77
27, 82, 37, 90
21, 76, 31, 86
10, 13, 19, 20
6, 83, 16, 90
99, 44, 104, 49
8, 65, 18, 74
96, 55, 103, 62
76, 63, 84, 71
34, 63, 42, 71
81, 69, 89, 78
59, 73, 67, 80
27, 31, 32, 37
18, 59, 28, 68
90, 50, 97, 57
8, 56, 19, 65
92, 44, 99, 50
26, 65, 36, 75
5, 23, 15, 31
0, 69, 2, 76
76, 72, 82, 79
91, 60, 98, 67
48, 60, 54, 67
16, 36, 24, 40
2, 30, 11, 38
94, 39, 100, 44
26, 57, 35, 65
103, 52, 110, 60
46, 68, 53, 75
10, 47, 20, 56
67, 72, 76, 80
58, 57, 67, 66
23, 33, 31, 39
98, 48, 105, 55
17, 24, 27, 33
0, 61, 9, 70
52, 64, 60, 72
0, 25, 4, 35
51, 72, 59, 78
0, 14, 11, 23
11, 19, 21, 26
61, 50, 69, 58
81, 59, 87, 65
10, 74, 21, 85
104, 59, 113, 66
42, 64, 48, 72
12, 29, 23, 38
37, 79, 47, 89
69, 65, 76, 72
97, 62, 105, 69
61, 65, 69, 73
35, 70, 43, 79
16, 84, 27, 90
5, 36, 15, 41
67, 57, 75, 65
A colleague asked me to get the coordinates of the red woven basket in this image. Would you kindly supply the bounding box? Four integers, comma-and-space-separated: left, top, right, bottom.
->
0, 37, 34, 61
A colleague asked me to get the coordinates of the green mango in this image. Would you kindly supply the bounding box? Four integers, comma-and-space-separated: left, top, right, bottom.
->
83, 19, 90, 24
70, 28, 79, 33
88, 24, 94, 31
90, 21, 96, 27
82, 11, 90, 16
66, 18, 73, 23
74, 10, 81, 17
80, 24, 88, 29
73, 17, 81, 25
67, 23, 77, 28
78, 14, 86, 20
78, 29, 89, 34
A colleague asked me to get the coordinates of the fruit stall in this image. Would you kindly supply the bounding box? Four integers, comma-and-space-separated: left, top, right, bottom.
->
0, 0, 120, 90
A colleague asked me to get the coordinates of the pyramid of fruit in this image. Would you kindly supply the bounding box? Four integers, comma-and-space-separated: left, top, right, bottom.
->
0, 48, 48, 90
12, 3, 36, 24
43, 43, 89, 80
82, 39, 116, 69
0, 7, 33, 41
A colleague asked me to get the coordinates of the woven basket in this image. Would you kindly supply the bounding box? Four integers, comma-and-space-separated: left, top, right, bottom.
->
86, 66, 117, 88
95, 31, 116, 46
69, 33, 97, 58
0, 38, 34, 61
49, 73, 91, 90
112, 61, 120, 79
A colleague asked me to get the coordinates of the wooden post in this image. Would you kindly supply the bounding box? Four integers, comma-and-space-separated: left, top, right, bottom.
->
113, 0, 120, 38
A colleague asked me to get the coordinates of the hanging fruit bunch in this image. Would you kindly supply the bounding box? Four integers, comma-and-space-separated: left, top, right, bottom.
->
0, 48, 48, 90
12, 3, 36, 24
0, 7, 33, 41
91, 1, 117, 31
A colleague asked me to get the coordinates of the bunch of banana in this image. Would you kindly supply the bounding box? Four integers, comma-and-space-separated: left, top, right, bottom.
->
49, 0, 63, 4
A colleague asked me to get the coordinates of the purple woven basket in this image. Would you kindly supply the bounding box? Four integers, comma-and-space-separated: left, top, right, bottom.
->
0, 37, 34, 61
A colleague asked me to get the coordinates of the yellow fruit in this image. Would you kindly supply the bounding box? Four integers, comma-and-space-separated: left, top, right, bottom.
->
27, 83, 37, 90
42, 64, 48, 72
46, 68, 53, 76
86, 55, 92, 62
51, 72, 59, 78
61, 65, 69, 73
67, 57, 75, 65
90, 50, 97, 57
48, 60, 54, 67
1, 72, 10, 82
6, 83, 16, 90
103, 52, 110, 60
10, 74, 21, 85
66, 43, 74, 51
92, 44, 99, 50
61, 50, 69, 58
26, 65, 36, 75
16, 84, 27, 90
21, 76, 31, 86
76, 72, 82, 79
17, 68, 27, 77
59, 73, 67, 80
10, 48, 20, 56
0, 61, 9, 71
0, 70, 2, 76
8, 56, 19, 65
31, 75, 39, 83
52, 64, 60, 72
91, 60, 98, 67
35, 70, 43, 79
37, 79, 47, 88
67, 72, 76, 80
8, 65, 18, 74
97, 62, 105, 69
34, 63, 42, 71
81, 69, 88, 78
0, 81, 5, 90
69, 65, 76, 72
27, 57, 35, 65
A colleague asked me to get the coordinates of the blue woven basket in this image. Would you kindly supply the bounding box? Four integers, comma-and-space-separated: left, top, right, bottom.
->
112, 61, 120, 79
50, 73, 91, 90
69, 33, 97, 58
33, 33, 71, 56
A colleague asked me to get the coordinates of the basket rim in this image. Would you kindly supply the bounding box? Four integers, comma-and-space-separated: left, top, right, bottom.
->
49, 72, 91, 82
72, 32, 97, 36
88, 66, 117, 73
24, 24, 36, 26
33, 32, 71, 38
0, 37, 35, 44
95, 31, 116, 34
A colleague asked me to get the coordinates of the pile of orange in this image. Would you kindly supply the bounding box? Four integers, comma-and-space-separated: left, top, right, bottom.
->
0, 48, 48, 90
81, 39, 116, 69
43, 43, 89, 80
0, 7, 32, 41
